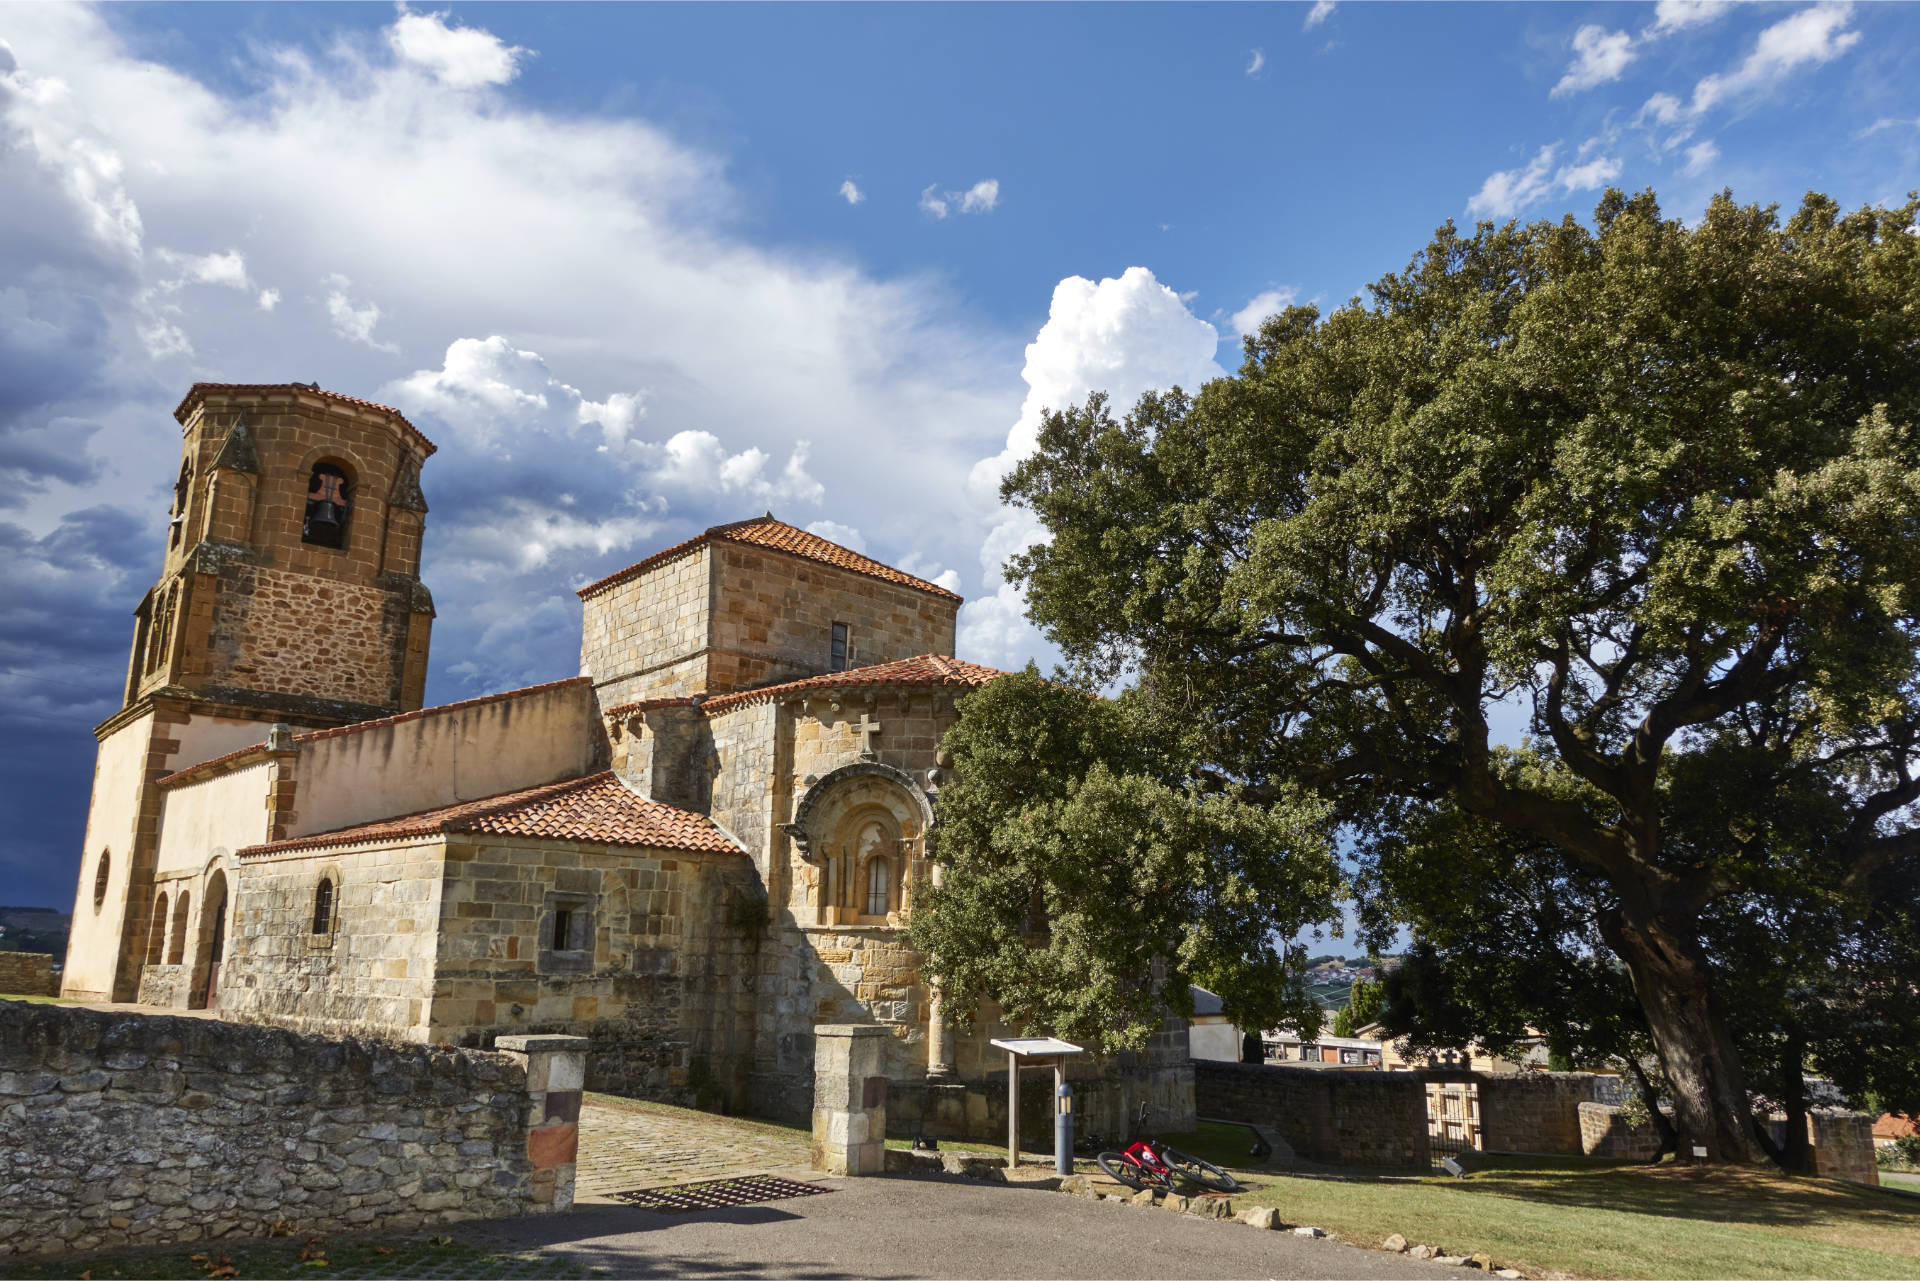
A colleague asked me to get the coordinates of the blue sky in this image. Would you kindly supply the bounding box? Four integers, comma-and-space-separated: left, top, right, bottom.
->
2, 1, 1917, 909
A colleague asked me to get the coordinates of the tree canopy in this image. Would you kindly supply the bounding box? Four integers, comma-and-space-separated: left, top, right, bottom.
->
982, 189, 1920, 1163
906, 667, 1340, 1052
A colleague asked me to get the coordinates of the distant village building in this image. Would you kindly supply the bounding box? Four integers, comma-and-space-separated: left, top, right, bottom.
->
60, 381, 1195, 1139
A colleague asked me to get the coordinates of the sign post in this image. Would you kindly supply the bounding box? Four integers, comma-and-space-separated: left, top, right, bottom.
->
988, 1036, 1084, 1170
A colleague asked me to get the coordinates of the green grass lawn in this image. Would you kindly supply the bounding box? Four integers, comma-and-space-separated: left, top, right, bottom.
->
0, 993, 79, 1005
1225, 1154, 1920, 1280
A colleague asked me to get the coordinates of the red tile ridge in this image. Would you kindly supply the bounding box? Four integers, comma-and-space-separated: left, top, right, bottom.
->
575, 514, 962, 603
157, 741, 275, 788
237, 770, 742, 858
698, 653, 1004, 714
174, 382, 438, 457
293, 676, 591, 744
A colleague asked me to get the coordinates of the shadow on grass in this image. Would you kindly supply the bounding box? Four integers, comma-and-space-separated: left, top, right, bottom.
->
1411, 1157, 1920, 1238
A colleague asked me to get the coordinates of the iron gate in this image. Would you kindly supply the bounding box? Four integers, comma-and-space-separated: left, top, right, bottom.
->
1425, 1081, 1482, 1170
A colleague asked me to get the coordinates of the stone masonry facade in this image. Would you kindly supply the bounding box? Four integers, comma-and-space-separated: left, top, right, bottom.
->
67, 383, 436, 1005
68, 443, 1199, 1156
0, 1001, 577, 1258
0, 953, 56, 997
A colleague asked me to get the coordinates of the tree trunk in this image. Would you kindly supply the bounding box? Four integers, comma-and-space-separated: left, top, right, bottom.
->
1624, 1056, 1679, 1163
1776, 1026, 1811, 1174
1602, 910, 1768, 1164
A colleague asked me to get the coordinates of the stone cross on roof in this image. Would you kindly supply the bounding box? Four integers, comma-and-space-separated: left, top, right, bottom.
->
855, 712, 882, 760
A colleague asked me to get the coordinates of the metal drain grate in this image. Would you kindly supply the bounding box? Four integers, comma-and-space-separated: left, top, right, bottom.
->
609, 1175, 834, 1212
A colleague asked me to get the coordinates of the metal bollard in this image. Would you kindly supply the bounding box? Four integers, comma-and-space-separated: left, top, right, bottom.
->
1056, 1081, 1074, 1174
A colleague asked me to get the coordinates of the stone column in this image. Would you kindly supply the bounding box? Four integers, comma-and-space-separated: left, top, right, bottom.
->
924, 863, 955, 1079
812, 1024, 889, 1175
497, 1034, 589, 1211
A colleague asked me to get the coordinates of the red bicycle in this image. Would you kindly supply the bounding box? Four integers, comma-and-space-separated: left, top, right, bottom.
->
1094, 1104, 1240, 1194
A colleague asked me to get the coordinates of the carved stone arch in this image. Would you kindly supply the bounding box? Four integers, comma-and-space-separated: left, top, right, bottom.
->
781, 761, 935, 860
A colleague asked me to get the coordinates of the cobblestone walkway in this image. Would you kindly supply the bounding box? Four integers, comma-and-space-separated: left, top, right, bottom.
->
575, 1096, 818, 1203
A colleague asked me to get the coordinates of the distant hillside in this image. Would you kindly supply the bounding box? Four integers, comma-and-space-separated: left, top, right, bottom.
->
0, 906, 70, 959
1303, 955, 1400, 1013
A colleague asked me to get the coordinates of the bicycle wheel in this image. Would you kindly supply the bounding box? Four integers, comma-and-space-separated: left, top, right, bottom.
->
1097, 1152, 1172, 1192
1161, 1146, 1240, 1193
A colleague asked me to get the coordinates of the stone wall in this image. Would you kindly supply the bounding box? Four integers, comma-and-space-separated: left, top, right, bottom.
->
1579, 1101, 1663, 1160
578, 545, 713, 707
205, 565, 410, 710
0, 1001, 574, 1258
0, 952, 55, 996
1478, 1073, 1609, 1156
216, 838, 447, 1039
706, 544, 958, 693
430, 834, 763, 1111
1807, 1111, 1879, 1186
149, 389, 436, 720
1196, 1060, 1430, 1168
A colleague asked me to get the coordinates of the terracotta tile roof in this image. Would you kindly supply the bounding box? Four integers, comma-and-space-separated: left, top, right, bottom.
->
576, 515, 962, 603
174, 382, 438, 457
157, 741, 273, 789
698, 653, 1004, 714
238, 771, 740, 857
1875, 1114, 1918, 1140
157, 677, 593, 787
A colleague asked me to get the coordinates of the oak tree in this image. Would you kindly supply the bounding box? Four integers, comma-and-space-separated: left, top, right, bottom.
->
999, 190, 1920, 1161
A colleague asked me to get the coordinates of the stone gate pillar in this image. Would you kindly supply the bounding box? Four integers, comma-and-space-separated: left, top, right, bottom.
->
497, 1034, 589, 1211
812, 1024, 888, 1175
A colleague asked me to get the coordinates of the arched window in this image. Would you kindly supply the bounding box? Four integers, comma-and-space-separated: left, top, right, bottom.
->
866, 856, 891, 917
146, 891, 169, 964
302, 462, 351, 549
92, 850, 111, 912
168, 892, 191, 965
311, 878, 335, 935
170, 459, 192, 548
145, 587, 174, 675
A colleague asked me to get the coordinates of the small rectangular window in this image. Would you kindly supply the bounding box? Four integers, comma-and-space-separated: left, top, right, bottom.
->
829, 621, 849, 672
551, 907, 574, 951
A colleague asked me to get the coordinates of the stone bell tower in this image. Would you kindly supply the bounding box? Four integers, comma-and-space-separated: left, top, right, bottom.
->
62, 382, 437, 1002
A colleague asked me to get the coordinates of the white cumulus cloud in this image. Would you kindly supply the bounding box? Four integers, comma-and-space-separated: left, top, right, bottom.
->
1246, 48, 1266, 77
1466, 143, 1622, 220
958, 179, 999, 214
1688, 3, 1860, 115
1303, 1, 1336, 31
921, 179, 999, 218
1230, 287, 1298, 339
960, 267, 1225, 670
388, 9, 526, 88
839, 178, 864, 205
155, 248, 250, 291
325, 274, 397, 351
1648, 0, 1733, 37
1681, 139, 1720, 175
1552, 25, 1635, 97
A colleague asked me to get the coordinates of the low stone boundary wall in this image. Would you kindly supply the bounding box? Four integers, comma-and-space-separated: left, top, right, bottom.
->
1478, 1074, 1604, 1156
1806, 1110, 1878, 1186
1578, 1101, 1664, 1160
1195, 1060, 1430, 1168
0, 952, 56, 997
0, 1000, 582, 1258
1195, 1061, 1615, 1169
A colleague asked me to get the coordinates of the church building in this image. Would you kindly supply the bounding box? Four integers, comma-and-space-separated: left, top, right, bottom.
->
61, 381, 1194, 1139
